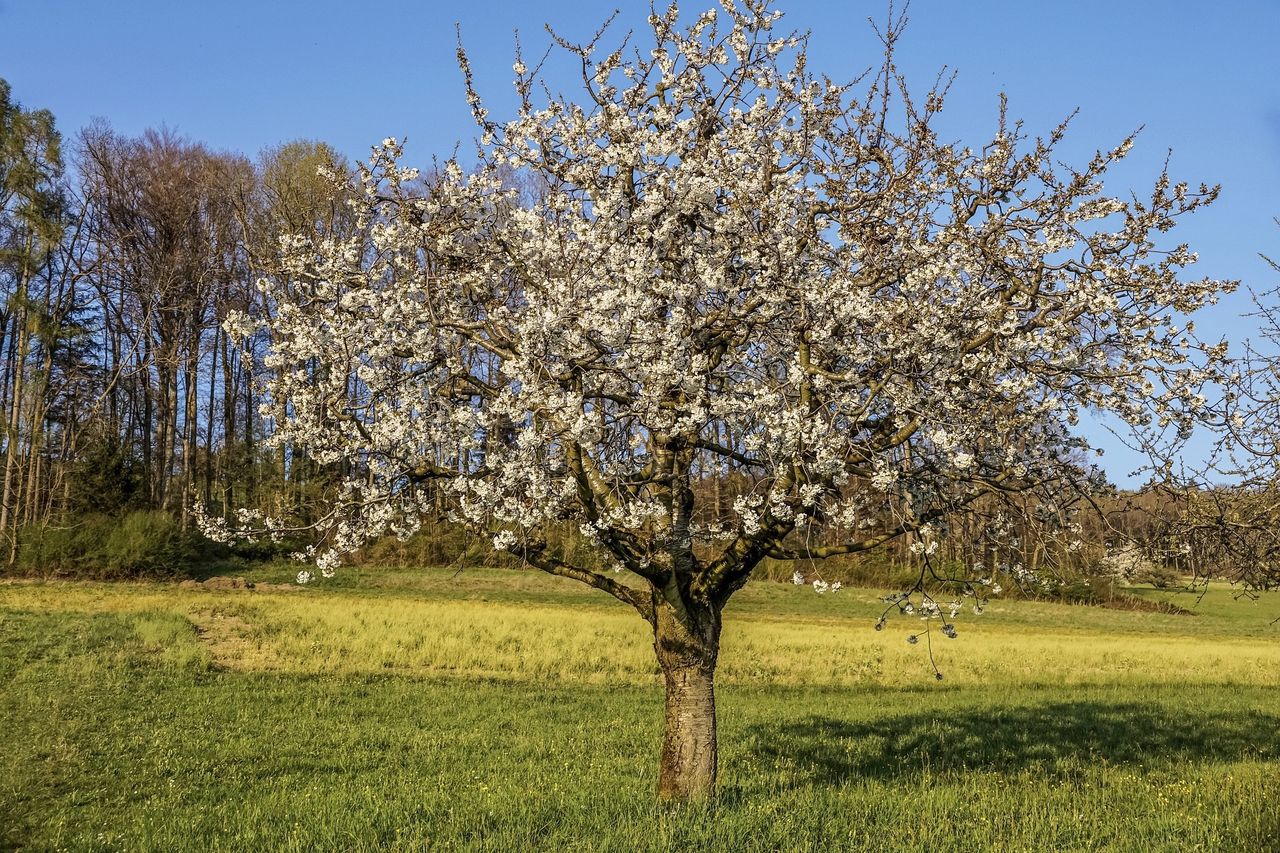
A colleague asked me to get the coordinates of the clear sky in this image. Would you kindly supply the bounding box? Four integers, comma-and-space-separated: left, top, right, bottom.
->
3, 0, 1278, 485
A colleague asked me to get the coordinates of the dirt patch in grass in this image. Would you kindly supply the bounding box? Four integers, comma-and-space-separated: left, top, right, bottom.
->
190, 607, 280, 670
179, 576, 303, 592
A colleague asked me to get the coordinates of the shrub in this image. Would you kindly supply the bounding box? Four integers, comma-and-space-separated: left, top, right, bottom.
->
227, 536, 305, 563
11, 511, 220, 579
14, 520, 102, 575
101, 511, 206, 577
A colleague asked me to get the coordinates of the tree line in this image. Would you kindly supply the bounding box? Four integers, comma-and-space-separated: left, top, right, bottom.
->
0, 78, 363, 571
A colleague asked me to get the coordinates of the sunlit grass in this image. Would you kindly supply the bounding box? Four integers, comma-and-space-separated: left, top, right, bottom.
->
3, 569, 1277, 688
1, 568, 1277, 850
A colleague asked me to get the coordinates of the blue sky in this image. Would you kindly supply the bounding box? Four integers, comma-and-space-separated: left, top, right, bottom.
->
2, 0, 1278, 484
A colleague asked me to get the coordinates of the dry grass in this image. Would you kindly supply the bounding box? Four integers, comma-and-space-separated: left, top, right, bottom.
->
3, 570, 1276, 688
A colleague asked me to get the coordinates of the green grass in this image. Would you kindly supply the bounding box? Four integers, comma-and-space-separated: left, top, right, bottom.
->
1, 568, 1277, 851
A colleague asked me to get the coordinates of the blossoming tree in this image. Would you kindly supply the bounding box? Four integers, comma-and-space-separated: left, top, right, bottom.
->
212, 2, 1232, 799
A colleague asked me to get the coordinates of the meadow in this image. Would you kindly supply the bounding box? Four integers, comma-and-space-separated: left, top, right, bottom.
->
1, 567, 1277, 851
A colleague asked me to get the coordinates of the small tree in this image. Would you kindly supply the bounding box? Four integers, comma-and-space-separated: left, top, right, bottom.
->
211, 2, 1232, 799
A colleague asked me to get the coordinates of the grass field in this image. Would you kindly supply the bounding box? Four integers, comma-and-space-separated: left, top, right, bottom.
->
1, 567, 1277, 851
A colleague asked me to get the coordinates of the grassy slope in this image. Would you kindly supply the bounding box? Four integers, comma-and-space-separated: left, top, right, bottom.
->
1, 568, 1277, 851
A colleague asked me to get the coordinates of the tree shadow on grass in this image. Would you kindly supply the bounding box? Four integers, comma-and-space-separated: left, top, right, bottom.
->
737, 700, 1280, 788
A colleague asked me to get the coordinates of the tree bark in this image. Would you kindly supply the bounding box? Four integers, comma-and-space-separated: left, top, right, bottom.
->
1, 295, 31, 562
653, 599, 721, 801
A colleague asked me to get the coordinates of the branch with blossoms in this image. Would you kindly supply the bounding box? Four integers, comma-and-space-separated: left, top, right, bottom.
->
1107, 264, 1280, 598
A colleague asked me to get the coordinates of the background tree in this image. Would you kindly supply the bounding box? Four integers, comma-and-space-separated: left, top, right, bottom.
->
1139, 247, 1280, 595
235, 140, 357, 521
0, 83, 363, 572
211, 2, 1234, 799
76, 125, 310, 529
0, 79, 69, 559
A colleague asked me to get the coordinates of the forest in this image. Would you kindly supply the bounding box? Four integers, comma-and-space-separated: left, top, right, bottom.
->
0, 78, 362, 573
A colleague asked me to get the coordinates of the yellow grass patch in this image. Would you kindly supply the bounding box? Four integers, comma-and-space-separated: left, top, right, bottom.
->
3, 575, 1276, 689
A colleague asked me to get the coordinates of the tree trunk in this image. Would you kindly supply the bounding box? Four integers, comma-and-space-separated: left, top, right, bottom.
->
653, 600, 721, 801
1, 300, 31, 563
220, 329, 235, 518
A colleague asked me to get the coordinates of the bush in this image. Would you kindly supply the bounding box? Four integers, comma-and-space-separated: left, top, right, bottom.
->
360, 522, 479, 568
101, 511, 208, 576
13, 520, 102, 575
11, 511, 220, 579
227, 536, 306, 563
1131, 562, 1183, 589
358, 520, 523, 569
